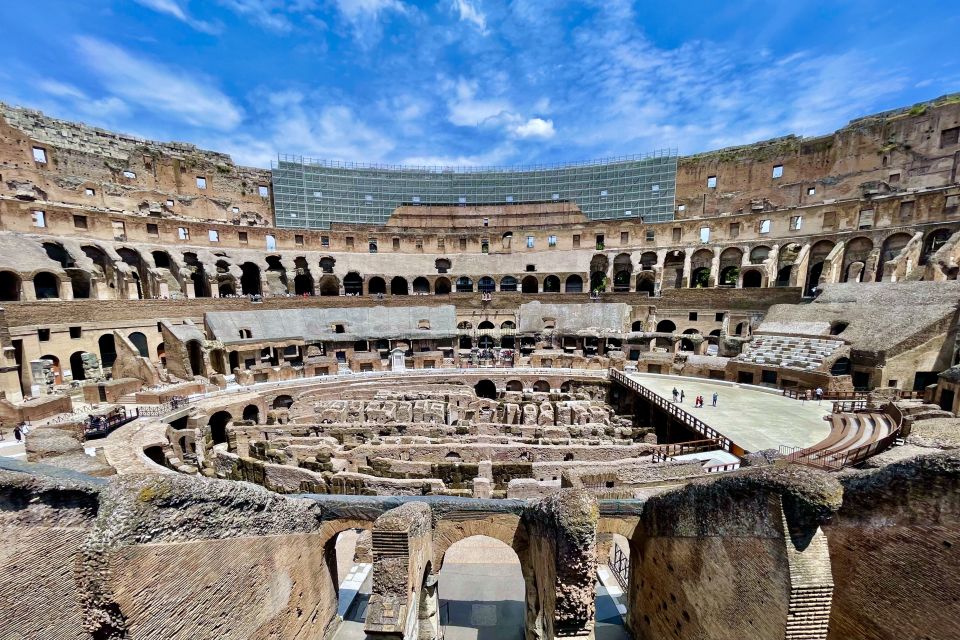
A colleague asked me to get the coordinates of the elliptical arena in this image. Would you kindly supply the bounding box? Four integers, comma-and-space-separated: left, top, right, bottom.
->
1, 95, 960, 640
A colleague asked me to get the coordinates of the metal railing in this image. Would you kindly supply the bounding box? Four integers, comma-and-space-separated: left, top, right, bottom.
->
609, 543, 629, 590
138, 396, 192, 417
651, 438, 722, 462
611, 370, 733, 452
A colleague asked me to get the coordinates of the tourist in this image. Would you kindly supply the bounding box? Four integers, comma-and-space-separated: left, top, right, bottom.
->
679, 390, 685, 403
672, 387, 678, 402
13, 425, 22, 443
712, 392, 718, 407
815, 387, 824, 402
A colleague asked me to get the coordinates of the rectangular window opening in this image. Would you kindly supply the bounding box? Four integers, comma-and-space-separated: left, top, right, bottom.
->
196, 176, 207, 189
208, 229, 220, 242
772, 165, 784, 179
32, 147, 47, 163
707, 176, 717, 189
32, 210, 46, 228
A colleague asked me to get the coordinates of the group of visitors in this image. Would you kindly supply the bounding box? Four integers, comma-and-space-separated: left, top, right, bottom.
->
0, 420, 29, 443
672, 387, 719, 408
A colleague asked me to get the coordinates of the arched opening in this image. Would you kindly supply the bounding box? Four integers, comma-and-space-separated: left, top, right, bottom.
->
438, 536, 527, 640
242, 404, 260, 424
368, 277, 387, 295
831, 357, 851, 376
532, 380, 550, 393
344, 272, 363, 296
478, 320, 495, 330
98, 333, 117, 368
655, 320, 676, 333
564, 274, 583, 293
876, 233, 912, 281
265, 256, 289, 293
690, 267, 710, 288
456, 276, 473, 293
319, 256, 336, 273
69, 351, 87, 381
843, 261, 866, 283
318, 275, 340, 296
182, 253, 210, 298
543, 275, 561, 293
500, 275, 518, 292
434, 277, 451, 295
749, 245, 771, 264
501, 320, 516, 330
240, 263, 262, 296
435, 258, 452, 273
842, 237, 874, 283
734, 322, 747, 336
390, 277, 408, 296
0, 270, 21, 301
631, 321, 644, 332
613, 270, 632, 292
412, 277, 430, 294
459, 335, 473, 349
829, 321, 849, 336
478, 276, 496, 293
718, 247, 742, 287
679, 329, 699, 352
208, 411, 232, 446
663, 251, 684, 289
742, 270, 763, 288
775, 265, 793, 287
589, 254, 609, 293
920, 228, 952, 265
273, 394, 294, 410
474, 379, 497, 399
156, 342, 166, 367
506, 380, 523, 391
128, 332, 149, 357
33, 272, 60, 299
521, 276, 539, 293
805, 240, 835, 295
636, 274, 655, 295
294, 272, 314, 295
40, 354, 62, 384
209, 349, 227, 375
187, 340, 204, 377
152, 251, 171, 269
612, 253, 633, 292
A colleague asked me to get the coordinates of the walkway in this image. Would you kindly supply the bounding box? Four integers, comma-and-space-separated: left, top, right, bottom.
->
95, 415, 174, 474
622, 372, 831, 452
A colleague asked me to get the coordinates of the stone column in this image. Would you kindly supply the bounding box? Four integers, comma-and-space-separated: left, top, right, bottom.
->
709, 250, 721, 287
680, 251, 692, 289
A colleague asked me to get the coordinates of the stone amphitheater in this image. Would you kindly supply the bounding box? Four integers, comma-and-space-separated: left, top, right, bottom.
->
1, 94, 959, 640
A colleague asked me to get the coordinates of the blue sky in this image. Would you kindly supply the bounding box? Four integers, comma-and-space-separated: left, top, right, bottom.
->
1, 1, 958, 168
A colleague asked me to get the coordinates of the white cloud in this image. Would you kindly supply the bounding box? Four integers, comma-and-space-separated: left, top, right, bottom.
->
451, 0, 488, 35
330, 0, 409, 44
35, 78, 130, 119
134, 0, 221, 34
512, 117, 554, 139
75, 37, 243, 130
445, 77, 511, 127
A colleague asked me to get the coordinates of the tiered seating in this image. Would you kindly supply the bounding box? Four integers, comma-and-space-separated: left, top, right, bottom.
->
736, 335, 843, 371
785, 411, 897, 469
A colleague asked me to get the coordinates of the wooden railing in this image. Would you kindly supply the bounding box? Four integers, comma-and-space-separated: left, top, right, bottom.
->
781, 388, 868, 401
611, 370, 733, 452
779, 403, 904, 470
832, 399, 867, 413
651, 438, 723, 462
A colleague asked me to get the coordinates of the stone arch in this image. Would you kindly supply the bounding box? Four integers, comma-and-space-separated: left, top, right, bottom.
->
564, 274, 583, 293
186, 340, 204, 376
242, 404, 260, 424
40, 354, 62, 384
639, 252, 658, 269
506, 380, 523, 391
636, 273, 655, 295
151, 250, 171, 269
663, 251, 684, 289
741, 269, 763, 288
532, 380, 550, 392
319, 256, 336, 273
612, 253, 633, 292
434, 277, 451, 295
368, 277, 387, 295
877, 232, 912, 281
500, 275, 518, 292
521, 275, 539, 293
317, 275, 340, 296
240, 262, 262, 296
343, 272, 363, 295
412, 277, 430, 294
920, 228, 952, 265
456, 276, 473, 293
478, 276, 496, 293
390, 276, 408, 295
273, 394, 294, 409
69, 351, 87, 381
474, 379, 497, 399
806, 240, 835, 295
0, 271, 21, 301
690, 248, 713, 288
128, 332, 149, 357
98, 333, 117, 368
543, 275, 561, 293
655, 320, 676, 333
432, 518, 527, 574
749, 245, 771, 264
679, 328, 699, 352
208, 410, 232, 445
435, 257, 452, 273
478, 320, 495, 330
294, 272, 314, 295
33, 271, 61, 299
842, 237, 874, 282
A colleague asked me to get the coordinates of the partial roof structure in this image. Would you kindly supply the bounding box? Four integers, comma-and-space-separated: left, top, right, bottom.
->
518, 301, 631, 337
205, 305, 457, 345
758, 282, 960, 355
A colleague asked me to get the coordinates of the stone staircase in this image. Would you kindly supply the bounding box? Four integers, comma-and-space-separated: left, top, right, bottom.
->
736, 335, 843, 371
782, 504, 833, 639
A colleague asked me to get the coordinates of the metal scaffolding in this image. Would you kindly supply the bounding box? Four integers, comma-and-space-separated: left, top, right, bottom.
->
271, 151, 678, 228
